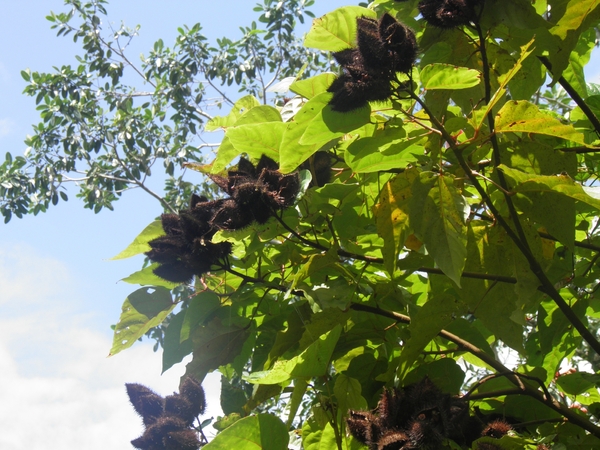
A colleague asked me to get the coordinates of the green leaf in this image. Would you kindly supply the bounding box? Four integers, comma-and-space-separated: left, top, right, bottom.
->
374, 168, 419, 274
303, 6, 376, 51
180, 291, 221, 342
120, 264, 178, 289
109, 287, 175, 356
334, 374, 368, 412
409, 172, 469, 286
299, 93, 371, 147
290, 247, 339, 292
244, 325, 342, 384
476, 38, 536, 129
556, 372, 600, 395
495, 101, 587, 145
203, 414, 288, 450
226, 122, 286, 161
205, 95, 261, 131
111, 220, 163, 260
500, 165, 600, 212
420, 64, 481, 90
184, 317, 249, 383
161, 308, 192, 373
286, 379, 308, 428
278, 95, 327, 173
345, 125, 425, 173
290, 73, 338, 99
399, 293, 464, 376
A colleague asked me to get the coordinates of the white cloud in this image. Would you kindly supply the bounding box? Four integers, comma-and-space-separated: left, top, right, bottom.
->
0, 244, 222, 450
0, 118, 13, 137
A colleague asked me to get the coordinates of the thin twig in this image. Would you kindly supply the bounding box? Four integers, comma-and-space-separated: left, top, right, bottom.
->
538, 55, 600, 136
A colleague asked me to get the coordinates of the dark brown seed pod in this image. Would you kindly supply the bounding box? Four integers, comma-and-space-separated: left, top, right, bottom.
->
153, 261, 197, 284
163, 428, 201, 450
482, 419, 512, 439
126, 383, 165, 427
346, 410, 381, 445
146, 235, 187, 265
131, 416, 189, 450
356, 17, 390, 72
164, 393, 196, 426
377, 430, 411, 450
418, 0, 482, 29
161, 214, 183, 236
180, 377, 206, 417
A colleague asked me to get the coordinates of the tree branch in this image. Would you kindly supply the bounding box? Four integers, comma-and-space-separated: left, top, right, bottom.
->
349, 303, 600, 438
538, 55, 600, 136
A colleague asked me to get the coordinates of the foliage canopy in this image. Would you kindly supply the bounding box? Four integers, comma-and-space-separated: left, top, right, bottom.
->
6, 0, 600, 448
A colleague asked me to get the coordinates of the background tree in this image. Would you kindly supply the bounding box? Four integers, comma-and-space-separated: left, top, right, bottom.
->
6, 0, 600, 449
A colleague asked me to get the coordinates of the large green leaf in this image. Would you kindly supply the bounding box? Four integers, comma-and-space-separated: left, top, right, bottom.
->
461, 224, 526, 352
299, 93, 371, 147
161, 308, 192, 374
203, 414, 288, 450
409, 172, 469, 286
500, 165, 600, 212
475, 38, 536, 129
547, 0, 600, 81
373, 168, 419, 274
278, 94, 329, 173
303, 6, 376, 51
334, 374, 368, 412
205, 95, 261, 131
244, 325, 342, 384
226, 122, 286, 161
290, 73, 338, 99
184, 317, 249, 383
345, 125, 426, 173
399, 292, 464, 377
120, 264, 177, 289
303, 418, 358, 450
109, 286, 175, 356
111, 220, 163, 260
420, 64, 481, 90
495, 100, 587, 144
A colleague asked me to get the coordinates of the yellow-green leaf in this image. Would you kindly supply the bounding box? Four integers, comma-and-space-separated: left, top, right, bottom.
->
420, 64, 481, 90
111, 220, 163, 260
304, 6, 376, 51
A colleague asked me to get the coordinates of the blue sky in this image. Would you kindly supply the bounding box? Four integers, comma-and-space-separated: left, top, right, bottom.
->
0, 1, 350, 448
1, 1, 599, 449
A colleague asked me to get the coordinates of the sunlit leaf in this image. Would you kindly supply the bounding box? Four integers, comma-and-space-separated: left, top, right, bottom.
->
111, 220, 163, 260
495, 101, 587, 144
420, 64, 481, 90
410, 172, 469, 286
203, 414, 288, 450
109, 287, 175, 356
304, 6, 376, 51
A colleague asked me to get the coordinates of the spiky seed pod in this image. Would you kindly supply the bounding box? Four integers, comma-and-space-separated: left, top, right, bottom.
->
332, 48, 363, 68
164, 394, 196, 426
256, 154, 279, 172
210, 199, 253, 230
346, 410, 381, 446
131, 416, 189, 450
327, 70, 393, 112
482, 420, 512, 439
146, 235, 187, 265
378, 14, 417, 73
163, 429, 201, 450
126, 383, 165, 427
189, 194, 208, 209
153, 261, 197, 284
356, 17, 390, 72
160, 214, 183, 236
180, 377, 206, 417
377, 430, 411, 450
418, 0, 482, 29
178, 211, 213, 241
